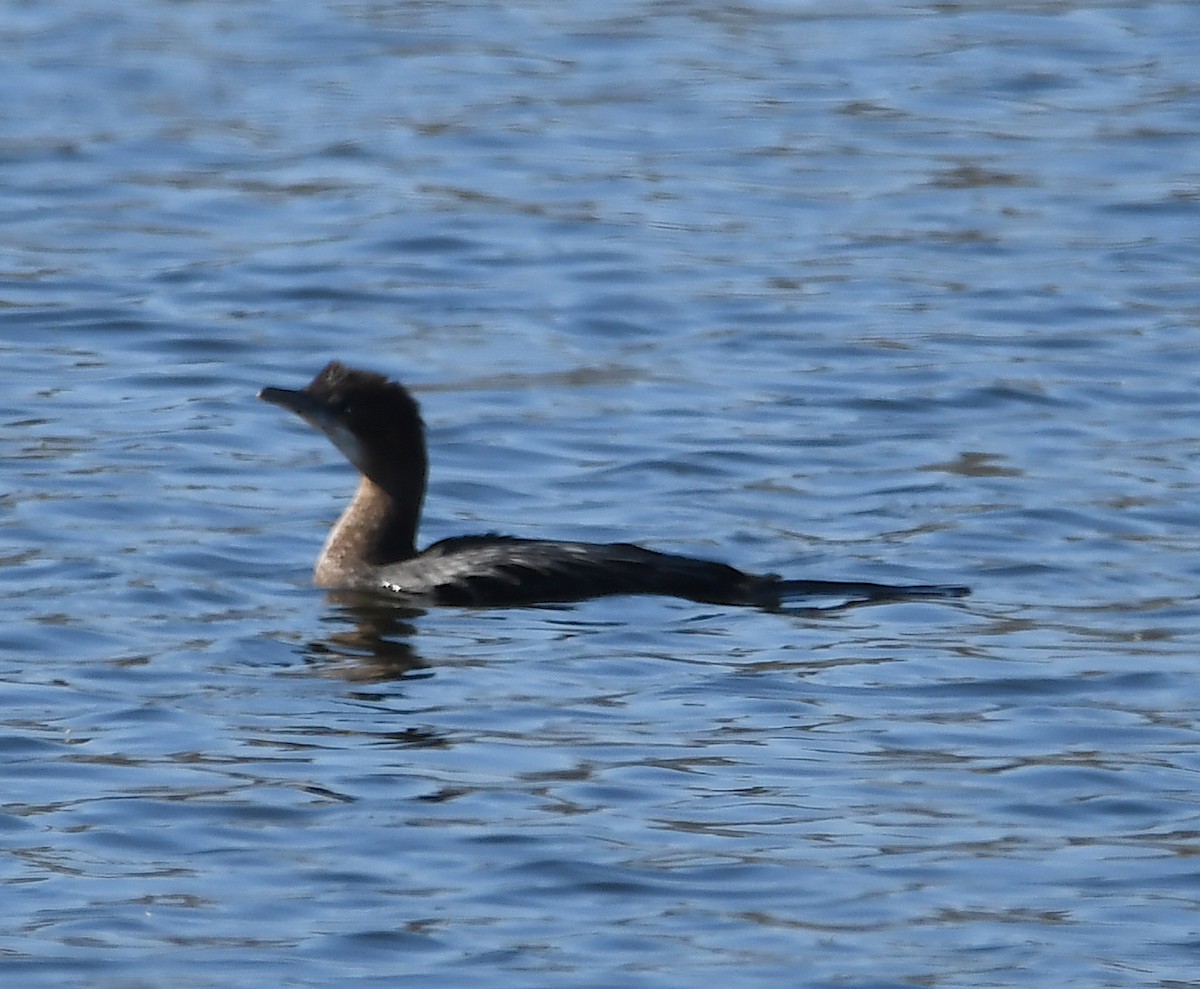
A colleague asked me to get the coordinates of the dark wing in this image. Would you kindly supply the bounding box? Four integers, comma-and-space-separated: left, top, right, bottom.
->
372, 535, 970, 608
373, 535, 759, 606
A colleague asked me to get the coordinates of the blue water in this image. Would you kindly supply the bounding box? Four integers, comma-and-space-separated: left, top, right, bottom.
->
4, 2, 1200, 986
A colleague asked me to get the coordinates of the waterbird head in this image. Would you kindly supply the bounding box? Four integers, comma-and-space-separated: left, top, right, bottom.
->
259, 361, 427, 493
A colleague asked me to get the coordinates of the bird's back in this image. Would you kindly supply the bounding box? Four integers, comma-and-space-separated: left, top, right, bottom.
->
373, 535, 762, 606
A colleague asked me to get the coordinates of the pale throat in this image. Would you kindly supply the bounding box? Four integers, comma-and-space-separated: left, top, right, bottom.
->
313, 468, 428, 589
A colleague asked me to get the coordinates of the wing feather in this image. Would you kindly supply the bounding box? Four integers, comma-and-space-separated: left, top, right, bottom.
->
373, 535, 756, 606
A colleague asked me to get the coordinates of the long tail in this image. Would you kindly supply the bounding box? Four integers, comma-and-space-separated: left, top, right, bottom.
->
773, 579, 970, 602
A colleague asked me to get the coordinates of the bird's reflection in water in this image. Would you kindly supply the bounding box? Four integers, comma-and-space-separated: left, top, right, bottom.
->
302, 590, 431, 682
298, 587, 959, 683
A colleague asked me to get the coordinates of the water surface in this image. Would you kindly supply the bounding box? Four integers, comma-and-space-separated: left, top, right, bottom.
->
4, 2, 1200, 987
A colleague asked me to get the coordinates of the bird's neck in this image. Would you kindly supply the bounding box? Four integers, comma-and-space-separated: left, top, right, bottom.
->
314, 474, 423, 587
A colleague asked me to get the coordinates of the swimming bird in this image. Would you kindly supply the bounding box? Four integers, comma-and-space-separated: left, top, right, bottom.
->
260, 361, 969, 608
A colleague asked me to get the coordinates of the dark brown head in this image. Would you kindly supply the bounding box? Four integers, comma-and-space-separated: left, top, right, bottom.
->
259, 361, 427, 495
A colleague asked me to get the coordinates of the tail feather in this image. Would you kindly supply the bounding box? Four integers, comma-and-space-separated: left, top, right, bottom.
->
771, 579, 970, 602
